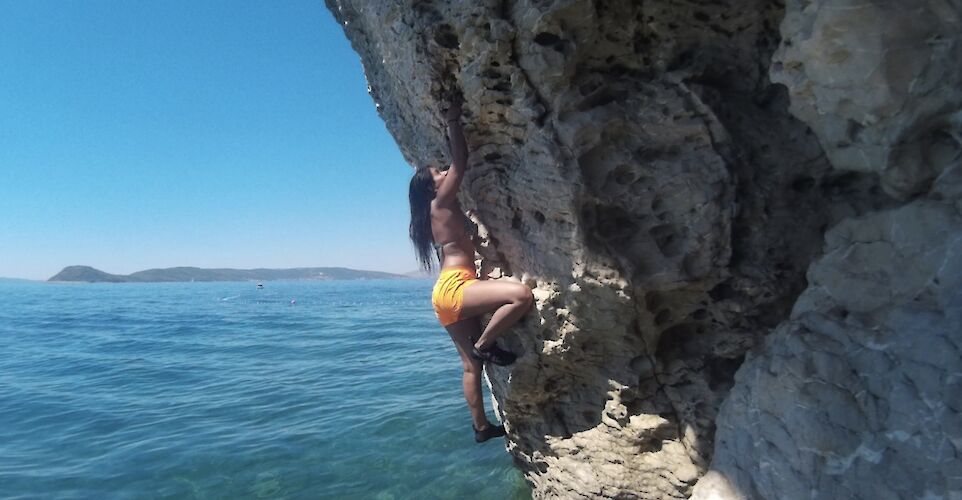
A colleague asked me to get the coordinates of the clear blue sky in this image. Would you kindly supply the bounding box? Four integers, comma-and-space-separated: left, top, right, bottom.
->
0, 0, 417, 280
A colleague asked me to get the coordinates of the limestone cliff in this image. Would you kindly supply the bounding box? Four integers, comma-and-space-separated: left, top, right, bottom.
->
326, 1, 962, 498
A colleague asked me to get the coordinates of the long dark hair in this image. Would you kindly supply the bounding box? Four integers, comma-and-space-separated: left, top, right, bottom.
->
409, 167, 436, 271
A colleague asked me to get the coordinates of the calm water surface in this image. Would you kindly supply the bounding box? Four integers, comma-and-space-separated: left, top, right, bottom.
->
0, 280, 530, 499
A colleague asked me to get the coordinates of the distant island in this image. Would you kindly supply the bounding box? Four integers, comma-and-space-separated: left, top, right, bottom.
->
49, 265, 410, 283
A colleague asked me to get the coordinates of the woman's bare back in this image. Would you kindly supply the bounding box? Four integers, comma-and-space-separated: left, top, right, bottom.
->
431, 197, 474, 268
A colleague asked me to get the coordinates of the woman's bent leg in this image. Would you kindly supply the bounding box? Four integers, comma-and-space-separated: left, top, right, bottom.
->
445, 317, 489, 430
459, 280, 533, 350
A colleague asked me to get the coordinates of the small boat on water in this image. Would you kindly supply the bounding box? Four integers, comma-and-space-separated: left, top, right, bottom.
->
256, 283, 264, 289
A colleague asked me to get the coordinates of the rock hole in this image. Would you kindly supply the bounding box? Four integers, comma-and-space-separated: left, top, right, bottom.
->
791, 176, 815, 192
706, 355, 745, 391
433, 25, 459, 49
534, 32, 562, 46
693, 11, 710, 22
611, 164, 636, 185
666, 49, 694, 72
654, 309, 672, 326
635, 145, 671, 163
639, 438, 663, 453
645, 291, 666, 312
829, 306, 849, 319
578, 77, 603, 95
484, 152, 502, 162
543, 378, 557, 393
624, 397, 643, 416
655, 323, 699, 357
533, 211, 546, 224
608, 64, 630, 75
632, 175, 655, 191
578, 88, 629, 111
708, 281, 736, 301
820, 171, 861, 195
924, 128, 962, 171
692, 309, 708, 320
594, 205, 640, 243
649, 223, 683, 257
846, 119, 865, 142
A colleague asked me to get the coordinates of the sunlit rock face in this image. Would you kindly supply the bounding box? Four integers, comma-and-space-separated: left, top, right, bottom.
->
326, 0, 961, 498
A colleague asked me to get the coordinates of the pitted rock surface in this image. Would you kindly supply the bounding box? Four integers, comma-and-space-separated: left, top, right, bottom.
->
327, 0, 961, 498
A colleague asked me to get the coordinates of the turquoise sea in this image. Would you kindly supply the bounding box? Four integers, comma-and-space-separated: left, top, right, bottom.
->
0, 280, 530, 499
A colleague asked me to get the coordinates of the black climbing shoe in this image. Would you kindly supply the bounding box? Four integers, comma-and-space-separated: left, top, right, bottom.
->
471, 343, 517, 366
474, 424, 506, 443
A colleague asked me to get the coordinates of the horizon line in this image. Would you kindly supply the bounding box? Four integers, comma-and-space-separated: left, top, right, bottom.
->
2, 263, 433, 282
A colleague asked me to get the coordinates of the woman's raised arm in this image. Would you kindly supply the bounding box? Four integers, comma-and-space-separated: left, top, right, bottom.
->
435, 96, 468, 204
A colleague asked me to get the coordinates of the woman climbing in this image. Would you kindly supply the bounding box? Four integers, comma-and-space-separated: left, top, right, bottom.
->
408, 93, 534, 443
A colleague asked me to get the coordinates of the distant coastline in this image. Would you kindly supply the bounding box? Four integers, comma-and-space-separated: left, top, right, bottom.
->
48, 265, 410, 283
